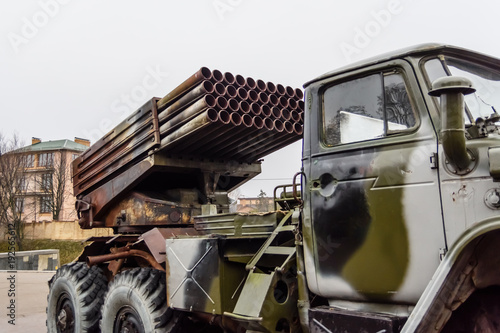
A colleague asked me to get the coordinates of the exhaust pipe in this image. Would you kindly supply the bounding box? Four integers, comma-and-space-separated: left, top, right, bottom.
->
429, 76, 475, 171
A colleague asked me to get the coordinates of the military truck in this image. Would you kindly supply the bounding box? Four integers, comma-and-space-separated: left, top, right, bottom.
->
47, 44, 500, 332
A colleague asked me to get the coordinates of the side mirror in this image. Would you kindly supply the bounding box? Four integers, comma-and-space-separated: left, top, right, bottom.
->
429, 76, 475, 172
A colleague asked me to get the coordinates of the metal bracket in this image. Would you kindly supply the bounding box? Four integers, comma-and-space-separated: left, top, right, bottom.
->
430, 153, 438, 169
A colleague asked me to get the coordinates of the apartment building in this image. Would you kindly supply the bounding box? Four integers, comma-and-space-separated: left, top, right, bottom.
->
16, 137, 89, 222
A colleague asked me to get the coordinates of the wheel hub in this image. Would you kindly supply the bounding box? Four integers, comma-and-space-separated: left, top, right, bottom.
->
115, 306, 144, 333
56, 295, 75, 333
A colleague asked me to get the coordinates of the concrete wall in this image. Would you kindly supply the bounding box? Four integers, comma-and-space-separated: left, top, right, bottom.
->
0, 249, 59, 271
22, 220, 113, 241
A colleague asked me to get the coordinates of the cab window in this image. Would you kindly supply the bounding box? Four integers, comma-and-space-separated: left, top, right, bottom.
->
323, 70, 416, 146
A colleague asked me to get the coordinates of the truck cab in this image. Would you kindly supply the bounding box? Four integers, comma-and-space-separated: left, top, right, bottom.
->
302, 43, 500, 331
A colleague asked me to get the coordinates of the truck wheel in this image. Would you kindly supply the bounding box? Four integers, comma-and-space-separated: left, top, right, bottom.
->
46, 262, 108, 332
100, 267, 181, 333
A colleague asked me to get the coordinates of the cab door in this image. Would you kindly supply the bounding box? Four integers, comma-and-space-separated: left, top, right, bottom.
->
302, 60, 446, 304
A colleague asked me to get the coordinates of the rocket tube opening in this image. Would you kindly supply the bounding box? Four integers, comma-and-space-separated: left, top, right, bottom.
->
230, 112, 242, 126
264, 117, 274, 131
284, 121, 294, 134
271, 107, 282, 119
266, 81, 276, 94
200, 67, 212, 80
239, 100, 250, 114
253, 116, 264, 129
228, 98, 239, 112
235, 74, 246, 87
242, 114, 253, 127
215, 96, 228, 109
247, 90, 259, 103
268, 94, 279, 106
281, 109, 291, 121
211, 69, 223, 82
207, 108, 219, 122
214, 82, 226, 96
276, 84, 286, 95
298, 100, 304, 111
261, 104, 272, 117
225, 85, 237, 98
279, 96, 289, 108
256, 79, 266, 92
258, 92, 269, 104
202, 80, 215, 94
236, 87, 248, 100
245, 77, 256, 90
294, 88, 304, 100
223, 72, 235, 85
294, 122, 303, 135
250, 103, 262, 116
218, 110, 231, 124
205, 94, 217, 107
274, 119, 284, 132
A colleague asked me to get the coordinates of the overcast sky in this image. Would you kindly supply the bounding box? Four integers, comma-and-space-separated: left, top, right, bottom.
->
1, 0, 498, 197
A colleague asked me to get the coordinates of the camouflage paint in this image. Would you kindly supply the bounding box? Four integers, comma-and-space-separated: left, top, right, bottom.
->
342, 175, 409, 299
310, 150, 410, 301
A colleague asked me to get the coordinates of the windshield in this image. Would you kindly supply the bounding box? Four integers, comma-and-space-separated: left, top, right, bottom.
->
424, 56, 500, 124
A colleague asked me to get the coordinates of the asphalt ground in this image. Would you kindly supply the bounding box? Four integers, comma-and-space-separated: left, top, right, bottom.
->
0, 270, 54, 333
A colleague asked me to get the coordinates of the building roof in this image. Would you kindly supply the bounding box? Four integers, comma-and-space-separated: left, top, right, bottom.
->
22, 139, 88, 153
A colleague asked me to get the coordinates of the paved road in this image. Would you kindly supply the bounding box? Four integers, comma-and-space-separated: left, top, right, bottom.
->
0, 270, 54, 333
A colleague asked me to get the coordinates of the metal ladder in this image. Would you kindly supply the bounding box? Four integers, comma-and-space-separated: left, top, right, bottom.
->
245, 209, 297, 272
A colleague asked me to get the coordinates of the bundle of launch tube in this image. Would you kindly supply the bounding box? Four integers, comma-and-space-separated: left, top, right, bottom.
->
72, 67, 303, 197
156, 67, 304, 162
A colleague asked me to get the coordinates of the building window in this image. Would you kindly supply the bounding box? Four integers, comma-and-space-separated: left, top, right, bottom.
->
25, 154, 35, 168
18, 177, 28, 191
41, 173, 52, 191
72, 153, 79, 160
15, 198, 24, 213
40, 196, 51, 214
38, 153, 54, 167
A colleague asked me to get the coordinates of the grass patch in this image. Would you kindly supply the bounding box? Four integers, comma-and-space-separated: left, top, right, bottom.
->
0, 239, 84, 266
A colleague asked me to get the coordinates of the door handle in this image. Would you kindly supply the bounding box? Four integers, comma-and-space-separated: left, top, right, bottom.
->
312, 173, 338, 197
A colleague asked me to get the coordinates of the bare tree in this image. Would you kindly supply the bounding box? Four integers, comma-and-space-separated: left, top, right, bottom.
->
0, 134, 28, 249
257, 189, 269, 212
35, 151, 71, 221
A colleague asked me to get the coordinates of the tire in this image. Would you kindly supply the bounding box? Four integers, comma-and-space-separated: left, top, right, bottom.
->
46, 262, 108, 333
99, 268, 181, 333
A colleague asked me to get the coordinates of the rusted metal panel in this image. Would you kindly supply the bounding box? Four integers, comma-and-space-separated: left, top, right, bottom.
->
194, 211, 281, 237
73, 98, 161, 197
76, 153, 261, 230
